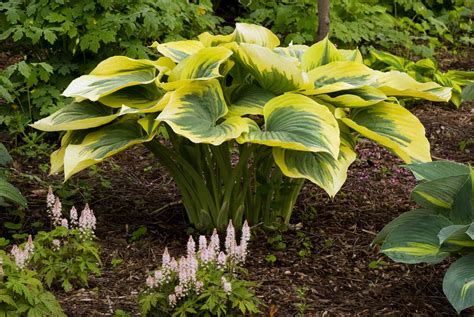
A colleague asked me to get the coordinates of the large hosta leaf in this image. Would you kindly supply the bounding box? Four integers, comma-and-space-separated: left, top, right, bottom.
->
167, 47, 233, 83
443, 254, 474, 313
373, 71, 452, 102
63, 120, 155, 180
273, 139, 356, 197
314, 86, 387, 108
438, 224, 474, 248
199, 23, 280, 48
226, 84, 275, 116
381, 211, 452, 264
153, 40, 204, 63
406, 161, 473, 223
339, 101, 431, 163
31, 101, 117, 131
63, 56, 173, 101
339, 49, 363, 63
273, 44, 308, 63
232, 43, 305, 94
157, 80, 248, 145
237, 94, 340, 157
304, 61, 377, 95
98, 84, 164, 109
301, 37, 345, 71
50, 130, 89, 174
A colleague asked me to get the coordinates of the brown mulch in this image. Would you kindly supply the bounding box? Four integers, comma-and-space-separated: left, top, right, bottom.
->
3, 101, 471, 316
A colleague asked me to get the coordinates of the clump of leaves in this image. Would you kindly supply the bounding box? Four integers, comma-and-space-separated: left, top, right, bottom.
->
0, 245, 65, 316
140, 221, 260, 316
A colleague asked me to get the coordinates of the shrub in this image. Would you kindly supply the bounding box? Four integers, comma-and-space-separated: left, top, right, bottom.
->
0, 238, 65, 316
0, 0, 222, 138
374, 161, 474, 313
33, 23, 451, 231
30, 188, 101, 291
139, 220, 260, 316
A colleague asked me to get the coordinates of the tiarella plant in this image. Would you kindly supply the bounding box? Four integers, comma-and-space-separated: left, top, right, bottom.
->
0, 239, 65, 316
374, 161, 474, 313
30, 188, 101, 292
139, 220, 259, 316
32, 23, 452, 231
365, 49, 474, 107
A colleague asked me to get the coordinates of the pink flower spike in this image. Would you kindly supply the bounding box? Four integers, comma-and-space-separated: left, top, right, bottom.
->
25, 235, 34, 255
70, 206, 78, 228
146, 275, 156, 288
187, 236, 196, 258
79, 203, 96, 240
225, 220, 236, 256
168, 294, 177, 307
162, 247, 171, 267
198, 235, 207, 252
46, 186, 55, 210
210, 228, 220, 255
52, 239, 61, 250
221, 276, 232, 295
217, 251, 226, 269
51, 197, 62, 226
61, 218, 69, 229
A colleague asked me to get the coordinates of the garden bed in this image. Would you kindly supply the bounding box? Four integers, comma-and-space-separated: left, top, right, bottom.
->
7, 100, 471, 316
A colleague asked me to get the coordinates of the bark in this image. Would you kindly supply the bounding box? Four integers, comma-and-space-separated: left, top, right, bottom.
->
317, 0, 330, 41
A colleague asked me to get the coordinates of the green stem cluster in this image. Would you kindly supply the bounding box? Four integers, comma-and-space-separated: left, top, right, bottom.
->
145, 129, 304, 231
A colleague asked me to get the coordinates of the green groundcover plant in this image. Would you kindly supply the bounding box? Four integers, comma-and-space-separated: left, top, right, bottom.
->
0, 143, 26, 208
140, 220, 260, 316
0, 238, 65, 316
33, 23, 452, 231
374, 161, 474, 313
30, 188, 101, 292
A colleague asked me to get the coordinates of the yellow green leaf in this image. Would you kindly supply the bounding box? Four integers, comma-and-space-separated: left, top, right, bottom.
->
237, 94, 340, 157
98, 84, 164, 109
158, 80, 249, 145
198, 23, 280, 48
340, 101, 431, 163
152, 40, 204, 63
314, 86, 387, 108
226, 84, 275, 116
301, 37, 345, 71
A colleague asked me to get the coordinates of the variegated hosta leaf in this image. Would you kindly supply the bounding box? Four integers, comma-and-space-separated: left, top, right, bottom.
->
63, 120, 155, 180
339, 49, 363, 63
167, 47, 233, 83
157, 80, 249, 145
381, 211, 452, 264
368, 49, 408, 70
273, 139, 356, 197
226, 84, 275, 116
50, 130, 91, 174
63, 56, 173, 101
99, 84, 164, 109
152, 40, 204, 63
443, 254, 474, 313
237, 94, 340, 157
273, 44, 309, 64
314, 86, 387, 108
304, 61, 377, 95
301, 37, 345, 71
232, 43, 305, 94
31, 101, 117, 131
373, 71, 452, 102
339, 101, 431, 163
199, 23, 280, 48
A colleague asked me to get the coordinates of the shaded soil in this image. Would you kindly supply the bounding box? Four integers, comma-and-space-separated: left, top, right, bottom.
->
4, 101, 472, 316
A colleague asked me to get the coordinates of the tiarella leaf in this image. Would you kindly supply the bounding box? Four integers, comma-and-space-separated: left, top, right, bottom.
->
381, 212, 452, 264
237, 94, 340, 157
273, 139, 356, 197
301, 37, 345, 71
63, 120, 155, 180
167, 46, 233, 83
63, 56, 167, 101
373, 70, 452, 102
443, 254, 474, 313
226, 84, 276, 116
232, 43, 305, 94
304, 61, 377, 95
314, 86, 387, 108
31, 101, 117, 131
152, 40, 204, 63
158, 80, 249, 145
340, 101, 431, 163
199, 23, 280, 48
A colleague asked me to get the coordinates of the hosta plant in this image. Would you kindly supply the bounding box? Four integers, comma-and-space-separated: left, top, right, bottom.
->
30, 188, 101, 292
0, 239, 65, 316
32, 23, 451, 231
374, 161, 474, 313
139, 220, 260, 316
365, 49, 474, 107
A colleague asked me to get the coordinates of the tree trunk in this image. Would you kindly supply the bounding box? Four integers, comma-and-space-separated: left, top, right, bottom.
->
317, 0, 330, 41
